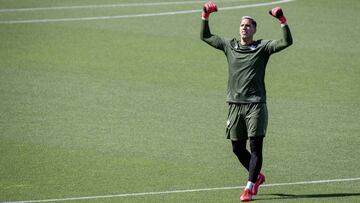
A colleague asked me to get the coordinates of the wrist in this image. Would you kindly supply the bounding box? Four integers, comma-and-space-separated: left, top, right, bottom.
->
201, 11, 210, 20
278, 16, 287, 24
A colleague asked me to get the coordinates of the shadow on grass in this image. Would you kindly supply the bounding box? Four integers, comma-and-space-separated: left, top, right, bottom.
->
256, 193, 360, 201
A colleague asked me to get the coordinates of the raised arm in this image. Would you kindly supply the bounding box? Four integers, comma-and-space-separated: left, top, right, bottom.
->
200, 2, 225, 50
200, 19, 213, 41
267, 7, 293, 53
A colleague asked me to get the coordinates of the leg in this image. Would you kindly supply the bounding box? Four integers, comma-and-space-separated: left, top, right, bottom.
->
245, 103, 267, 183
231, 139, 251, 171
241, 103, 267, 201
240, 137, 264, 201
248, 136, 264, 183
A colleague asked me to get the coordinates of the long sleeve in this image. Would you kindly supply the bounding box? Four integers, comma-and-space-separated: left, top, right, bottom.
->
200, 20, 226, 51
266, 24, 293, 54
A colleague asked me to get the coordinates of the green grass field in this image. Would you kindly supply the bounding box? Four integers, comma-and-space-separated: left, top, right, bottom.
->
1, 0, 359, 202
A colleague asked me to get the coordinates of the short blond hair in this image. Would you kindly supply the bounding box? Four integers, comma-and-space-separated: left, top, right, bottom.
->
241, 16, 257, 27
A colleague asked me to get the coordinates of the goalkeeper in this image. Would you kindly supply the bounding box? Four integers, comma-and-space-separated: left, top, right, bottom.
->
200, 2, 293, 202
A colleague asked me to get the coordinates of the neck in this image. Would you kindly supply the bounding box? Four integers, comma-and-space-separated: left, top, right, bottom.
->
240, 37, 254, 46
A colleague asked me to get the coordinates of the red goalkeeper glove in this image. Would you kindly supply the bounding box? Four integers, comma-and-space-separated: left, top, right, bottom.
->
269, 7, 287, 24
201, 1, 218, 20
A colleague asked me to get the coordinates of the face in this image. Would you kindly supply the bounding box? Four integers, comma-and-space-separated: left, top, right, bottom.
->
240, 18, 256, 39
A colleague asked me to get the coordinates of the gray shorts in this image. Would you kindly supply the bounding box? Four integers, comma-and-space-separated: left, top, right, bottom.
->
225, 103, 268, 141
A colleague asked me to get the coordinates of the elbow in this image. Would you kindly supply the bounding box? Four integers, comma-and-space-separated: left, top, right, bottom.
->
286, 36, 293, 47
288, 39, 293, 46
200, 33, 211, 42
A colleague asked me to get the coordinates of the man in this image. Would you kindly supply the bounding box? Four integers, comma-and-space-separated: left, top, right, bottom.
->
200, 1, 293, 202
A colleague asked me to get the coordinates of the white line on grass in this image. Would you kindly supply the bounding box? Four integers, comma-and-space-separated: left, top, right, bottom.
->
3, 177, 360, 203
0, 0, 249, 12
0, 0, 295, 24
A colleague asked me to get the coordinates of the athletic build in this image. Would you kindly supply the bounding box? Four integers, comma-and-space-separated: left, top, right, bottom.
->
200, 2, 293, 202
